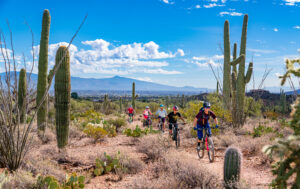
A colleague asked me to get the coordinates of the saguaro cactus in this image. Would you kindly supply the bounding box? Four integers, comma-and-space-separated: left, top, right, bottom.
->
224, 147, 242, 189
223, 20, 231, 109
119, 97, 123, 113
280, 89, 287, 114
54, 46, 71, 149
132, 82, 138, 109
18, 69, 27, 123
37, 9, 51, 132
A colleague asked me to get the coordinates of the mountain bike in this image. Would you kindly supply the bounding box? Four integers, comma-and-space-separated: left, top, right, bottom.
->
170, 122, 185, 148
158, 117, 164, 132
196, 126, 216, 163
143, 116, 152, 128
128, 114, 133, 123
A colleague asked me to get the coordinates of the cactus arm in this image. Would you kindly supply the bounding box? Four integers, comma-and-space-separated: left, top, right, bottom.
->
245, 62, 253, 84
240, 14, 248, 57
233, 43, 237, 60
230, 54, 244, 67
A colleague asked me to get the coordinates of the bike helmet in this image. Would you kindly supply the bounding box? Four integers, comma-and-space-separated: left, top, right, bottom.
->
203, 102, 211, 108
145, 106, 150, 109
160, 104, 164, 107
173, 105, 179, 111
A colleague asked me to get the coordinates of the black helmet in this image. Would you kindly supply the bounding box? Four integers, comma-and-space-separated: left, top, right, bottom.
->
203, 102, 211, 108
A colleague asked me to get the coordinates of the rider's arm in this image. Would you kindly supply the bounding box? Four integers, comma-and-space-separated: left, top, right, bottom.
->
193, 118, 198, 127
214, 118, 218, 125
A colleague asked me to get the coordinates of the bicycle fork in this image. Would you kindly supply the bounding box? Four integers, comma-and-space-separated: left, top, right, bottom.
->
205, 137, 209, 151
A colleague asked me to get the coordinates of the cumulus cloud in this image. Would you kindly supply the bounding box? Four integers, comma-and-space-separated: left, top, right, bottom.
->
219, 11, 243, 16
284, 0, 300, 6
293, 25, 300, 29
186, 55, 223, 68
162, 0, 174, 4
195, 4, 201, 8
274, 28, 279, 32
32, 40, 184, 76
204, 3, 225, 8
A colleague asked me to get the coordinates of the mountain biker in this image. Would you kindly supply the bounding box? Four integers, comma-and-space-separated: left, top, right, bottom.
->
167, 106, 185, 137
155, 104, 168, 132
193, 102, 219, 150
127, 105, 135, 121
143, 106, 152, 125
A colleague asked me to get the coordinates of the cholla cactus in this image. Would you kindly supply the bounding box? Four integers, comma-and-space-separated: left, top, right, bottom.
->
279, 59, 300, 86
263, 135, 300, 189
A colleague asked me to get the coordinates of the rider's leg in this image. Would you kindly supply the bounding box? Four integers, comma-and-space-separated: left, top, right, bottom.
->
169, 123, 172, 136
162, 117, 166, 131
197, 124, 203, 149
205, 123, 212, 137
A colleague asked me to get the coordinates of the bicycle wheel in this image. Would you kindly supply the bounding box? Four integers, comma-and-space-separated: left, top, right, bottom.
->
197, 140, 205, 159
176, 129, 180, 148
207, 137, 215, 163
172, 126, 176, 141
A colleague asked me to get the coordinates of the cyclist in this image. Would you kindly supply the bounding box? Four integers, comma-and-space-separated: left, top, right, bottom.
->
127, 105, 135, 122
143, 106, 152, 126
155, 104, 168, 132
193, 102, 219, 150
167, 106, 185, 137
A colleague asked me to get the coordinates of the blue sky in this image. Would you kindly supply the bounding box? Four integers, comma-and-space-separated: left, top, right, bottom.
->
0, 0, 300, 89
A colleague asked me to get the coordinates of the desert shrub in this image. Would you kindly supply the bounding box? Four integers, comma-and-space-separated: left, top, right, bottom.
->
263, 111, 279, 120
71, 99, 93, 114
107, 117, 126, 132
34, 172, 85, 189
136, 135, 171, 161
102, 124, 117, 137
83, 123, 108, 143
244, 97, 262, 117
218, 131, 238, 148
2, 170, 36, 189
181, 101, 203, 122
251, 124, 274, 138
153, 151, 222, 188
118, 153, 144, 174
124, 125, 159, 137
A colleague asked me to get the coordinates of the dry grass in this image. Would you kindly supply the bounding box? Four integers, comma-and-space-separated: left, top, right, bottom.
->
136, 135, 171, 161
144, 150, 222, 189
118, 153, 145, 174
2, 170, 36, 189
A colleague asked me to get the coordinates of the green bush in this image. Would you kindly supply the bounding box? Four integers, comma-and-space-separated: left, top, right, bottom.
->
35, 173, 85, 189
244, 97, 262, 117
251, 124, 273, 138
83, 124, 108, 143
124, 125, 159, 137
107, 118, 126, 132
103, 124, 117, 137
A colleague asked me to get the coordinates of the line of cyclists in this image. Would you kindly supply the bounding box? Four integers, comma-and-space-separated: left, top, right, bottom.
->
127, 102, 219, 150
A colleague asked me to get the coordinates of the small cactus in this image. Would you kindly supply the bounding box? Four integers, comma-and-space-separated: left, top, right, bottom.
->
18, 69, 27, 123
224, 147, 242, 189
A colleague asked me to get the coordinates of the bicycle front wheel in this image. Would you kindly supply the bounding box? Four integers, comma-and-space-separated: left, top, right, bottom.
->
207, 137, 215, 163
197, 142, 204, 159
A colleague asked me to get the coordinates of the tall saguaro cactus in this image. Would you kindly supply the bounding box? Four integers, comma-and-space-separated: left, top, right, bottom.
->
55, 46, 71, 149
224, 147, 242, 189
132, 82, 138, 109
18, 69, 27, 123
119, 97, 123, 113
223, 14, 252, 127
37, 9, 51, 132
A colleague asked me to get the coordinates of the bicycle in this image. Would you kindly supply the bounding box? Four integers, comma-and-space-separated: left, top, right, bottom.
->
196, 126, 216, 163
128, 114, 133, 123
143, 116, 152, 128
169, 122, 185, 148
157, 117, 165, 132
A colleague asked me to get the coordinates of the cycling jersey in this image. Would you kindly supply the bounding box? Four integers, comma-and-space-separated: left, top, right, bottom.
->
156, 109, 167, 118
143, 110, 152, 119
168, 112, 181, 124
128, 107, 134, 114
196, 109, 216, 125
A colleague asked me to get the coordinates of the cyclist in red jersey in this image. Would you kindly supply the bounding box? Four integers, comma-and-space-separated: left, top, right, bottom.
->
127, 105, 135, 120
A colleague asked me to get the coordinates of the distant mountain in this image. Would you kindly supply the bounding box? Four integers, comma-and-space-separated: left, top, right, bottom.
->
0, 72, 211, 93
285, 89, 300, 95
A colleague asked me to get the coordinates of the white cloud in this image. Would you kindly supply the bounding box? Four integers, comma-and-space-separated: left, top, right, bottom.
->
141, 68, 182, 74
274, 72, 282, 77
274, 28, 279, 32
195, 5, 201, 8
284, 0, 300, 6
219, 11, 243, 16
135, 77, 153, 82
162, 0, 174, 4
32, 40, 184, 76
187, 55, 223, 68
204, 3, 225, 8
293, 25, 300, 29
